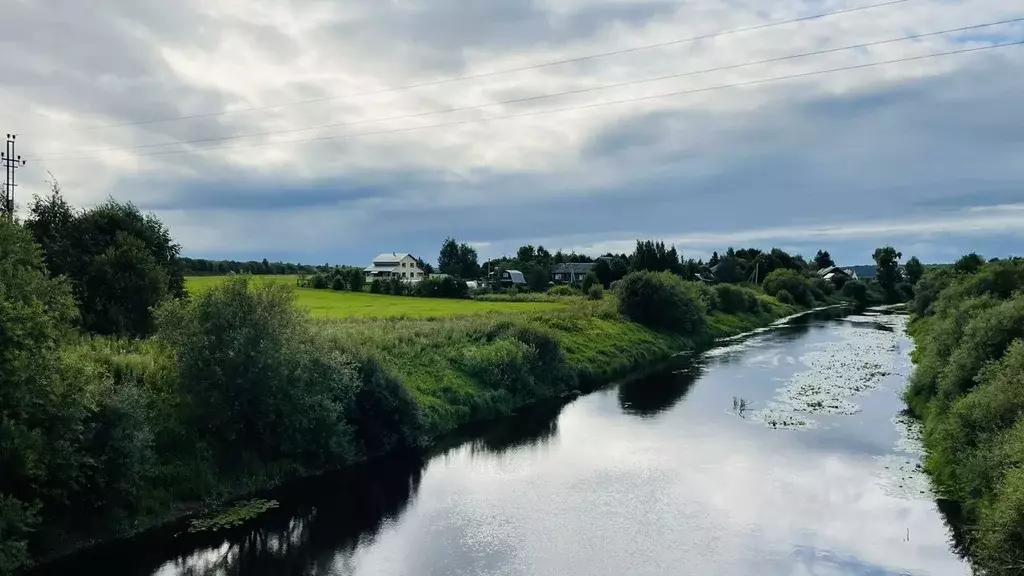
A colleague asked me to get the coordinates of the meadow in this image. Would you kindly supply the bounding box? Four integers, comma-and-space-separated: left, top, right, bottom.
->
185, 275, 568, 318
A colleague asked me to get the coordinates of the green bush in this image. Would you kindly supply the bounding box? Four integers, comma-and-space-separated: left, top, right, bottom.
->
309, 272, 330, 289
587, 284, 604, 300
369, 278, 384, 294
775, 289, 795, 305
547, 285, 579, 297
414, 276, 469, 299
616, 271, 708, 335
331, 275, 347, 291
841, 279, 869, 303
347, 269, 365, 292
715, 283, 758, 314
692, 281, 720, 312
762, 269, 812, 306
582, 271, 600, 292
904, 258, 1024, 575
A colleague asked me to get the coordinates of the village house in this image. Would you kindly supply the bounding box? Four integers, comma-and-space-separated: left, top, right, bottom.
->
499, 269, 526, 287
551, 262, 594, 285
816, 265, 858, 284
364, 252, 427, 283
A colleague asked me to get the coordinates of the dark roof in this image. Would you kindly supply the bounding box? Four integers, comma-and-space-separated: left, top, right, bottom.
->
552, 262, 595, 274
503, 270, 526, 283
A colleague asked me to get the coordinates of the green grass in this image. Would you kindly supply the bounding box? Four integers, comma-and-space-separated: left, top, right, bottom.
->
186, 275, 567, 318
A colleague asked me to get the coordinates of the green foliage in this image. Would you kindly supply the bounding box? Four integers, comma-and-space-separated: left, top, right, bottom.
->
154, 276, 364, 467
346, 268, 365, 292
25, 187, 184, 337
954, 252, 985, 275
438, 237, 480, 279
582, 271, 599, 292
905, 256, 925, 285
615, 271, 708, 335
775, 289, 795, 305
331, 274, 347, 291
547, 284, 580, 297
370, 278, 384, 294
414, 276, 469, 299
813, 250, 834, 271
714, 283, 762, 314
872, 245, 903, 302
904, 258, 1024, 575
762, 269, 813, 307
586, 284, 605, 300
188, 499, 279, 533
841, 279, 869, 303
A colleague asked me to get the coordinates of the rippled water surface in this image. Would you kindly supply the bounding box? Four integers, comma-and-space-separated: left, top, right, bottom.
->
40, 310, 970, 576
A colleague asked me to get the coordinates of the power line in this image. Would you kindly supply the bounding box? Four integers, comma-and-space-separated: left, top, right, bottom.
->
34, 40, 1024, 163
33, 0, 912, 134
29, 17, 1024, 161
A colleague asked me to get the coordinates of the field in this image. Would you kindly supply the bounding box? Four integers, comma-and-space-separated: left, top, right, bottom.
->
184, 275, 567, 318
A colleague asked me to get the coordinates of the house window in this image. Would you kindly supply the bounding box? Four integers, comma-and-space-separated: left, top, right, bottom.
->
402, 262, 407, 267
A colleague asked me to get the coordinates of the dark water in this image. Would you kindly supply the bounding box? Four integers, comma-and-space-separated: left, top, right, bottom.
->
39, 310, 970, 576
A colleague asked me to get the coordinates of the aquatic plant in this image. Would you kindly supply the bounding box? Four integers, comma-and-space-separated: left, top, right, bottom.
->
188, 499, 279, 533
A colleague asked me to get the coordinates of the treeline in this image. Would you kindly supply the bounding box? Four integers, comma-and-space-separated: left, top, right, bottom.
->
181, 256, 318, 276
902, 256, 1024, 575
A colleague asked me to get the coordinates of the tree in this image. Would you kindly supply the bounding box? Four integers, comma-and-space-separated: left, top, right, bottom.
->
582, 271, 600, 292
25, 190, 184, 336
346, 268, 365, 292
516, 245, 536, 264
813, 250, 835, 271
438, 237, 480, 279
954, 252, 985, 275
872, 246, 903, 302
905, 256, 925, 285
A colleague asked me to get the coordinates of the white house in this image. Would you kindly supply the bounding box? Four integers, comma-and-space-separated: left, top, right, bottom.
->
364, 252, 427, 283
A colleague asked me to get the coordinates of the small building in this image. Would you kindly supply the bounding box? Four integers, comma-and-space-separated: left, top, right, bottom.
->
551, 262, 594, 285
364, 252, 427, 283
816, 266, 858, 283
500, 269, 526, 286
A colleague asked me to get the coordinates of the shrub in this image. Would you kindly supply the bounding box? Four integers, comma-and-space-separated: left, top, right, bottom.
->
841, 279, 869, 303
762, 269, 813, 306
387, 276, 406, 295
587, 284, 604, 300
715, 284, 752, 314
415, 276, 469, 299
331, 275, 347, 291
582, 271, 600, 292
309, 272, 330, 290
547, 284, 579, 297
369, 278, 384, 294
692, 282, 720, 311
347, 269, 365, 292
616, 271, 708, 335
153, 276, 361, 467
775, 289, 795, 305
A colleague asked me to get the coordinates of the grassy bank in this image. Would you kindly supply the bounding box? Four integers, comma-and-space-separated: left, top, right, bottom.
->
902, 259, 1024, 575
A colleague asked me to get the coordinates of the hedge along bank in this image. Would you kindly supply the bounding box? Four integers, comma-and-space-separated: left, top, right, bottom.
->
12, 272, 804, 573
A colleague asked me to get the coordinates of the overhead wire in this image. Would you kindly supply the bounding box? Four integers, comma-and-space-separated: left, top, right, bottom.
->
32, 39, 1024, 163
27, 0, 913, 134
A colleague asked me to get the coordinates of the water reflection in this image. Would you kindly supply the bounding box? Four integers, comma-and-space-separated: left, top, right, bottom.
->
467, 399, 565, 456
617, 362, 703, 417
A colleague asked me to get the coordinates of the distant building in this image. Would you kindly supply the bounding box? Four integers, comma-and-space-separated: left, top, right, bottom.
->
364, 252, 427, 283
816, 266, 858, 283
499, 269, 527, 287
551, 262, 594, 285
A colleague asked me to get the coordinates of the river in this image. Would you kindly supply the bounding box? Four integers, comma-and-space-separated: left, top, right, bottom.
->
37, 308, 971, 576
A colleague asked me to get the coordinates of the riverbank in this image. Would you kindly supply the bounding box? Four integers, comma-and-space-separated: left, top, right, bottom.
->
20, 280, 807, 574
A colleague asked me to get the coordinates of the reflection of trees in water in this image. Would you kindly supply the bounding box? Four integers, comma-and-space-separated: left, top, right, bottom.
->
935, 498, 972, 562
468, 399, 566, 457
79, 457, 428, 576
617, 361, 704, 417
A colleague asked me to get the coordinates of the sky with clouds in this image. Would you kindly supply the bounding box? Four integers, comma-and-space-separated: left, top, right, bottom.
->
2, 0, 1022, 266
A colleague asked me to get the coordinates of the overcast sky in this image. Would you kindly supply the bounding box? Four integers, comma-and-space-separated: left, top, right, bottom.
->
2, 0, 1022, 266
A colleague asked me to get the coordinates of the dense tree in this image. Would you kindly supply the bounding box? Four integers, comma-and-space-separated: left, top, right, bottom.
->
872, 245, 903, 302
904, 256, 925, 285
25, 187, 184, 336
629, 240, 680, 274
954, 252, 985, 275
438, 237, 481, 279
813, 250, 835, 271
180, 257, 317, 276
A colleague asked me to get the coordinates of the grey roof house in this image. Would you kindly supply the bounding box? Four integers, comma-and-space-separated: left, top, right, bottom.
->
551, 262, 594, 284
500, 270, 526, 285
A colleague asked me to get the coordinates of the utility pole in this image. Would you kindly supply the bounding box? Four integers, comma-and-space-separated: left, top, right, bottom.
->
2, 134, 26, 221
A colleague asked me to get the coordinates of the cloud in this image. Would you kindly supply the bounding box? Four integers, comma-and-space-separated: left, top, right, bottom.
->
2, 0, 1022, 265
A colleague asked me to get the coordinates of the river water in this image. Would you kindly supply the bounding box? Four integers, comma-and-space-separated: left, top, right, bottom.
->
40, 309, 971, 576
